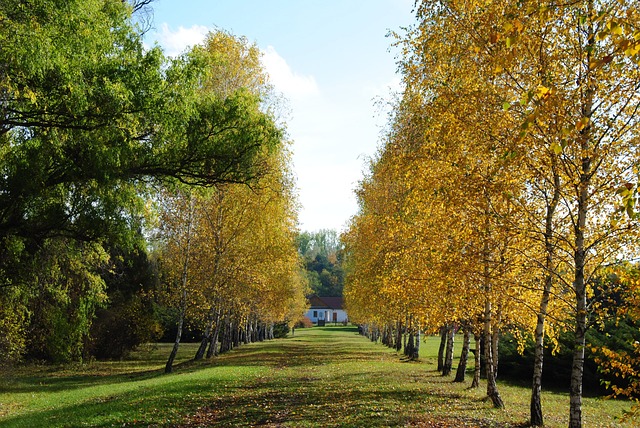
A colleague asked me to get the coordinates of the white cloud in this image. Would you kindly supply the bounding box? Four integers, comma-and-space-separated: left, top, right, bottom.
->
154, 23, 209, 57
261, 46, 319, 99
363, 76, 403, 100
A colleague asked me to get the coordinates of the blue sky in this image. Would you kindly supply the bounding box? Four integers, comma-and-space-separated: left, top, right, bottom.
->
147, 0, 415, 232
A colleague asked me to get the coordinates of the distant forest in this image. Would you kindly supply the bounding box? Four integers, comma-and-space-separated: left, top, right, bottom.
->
297, 230, 344, 297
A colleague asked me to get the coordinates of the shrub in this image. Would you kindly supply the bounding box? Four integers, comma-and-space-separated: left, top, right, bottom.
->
295, 317, 313, 329
272, 322, 290, 338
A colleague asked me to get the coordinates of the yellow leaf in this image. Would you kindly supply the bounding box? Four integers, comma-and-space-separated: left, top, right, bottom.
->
506, 36, 516, 48
576, 117, 590, 131
625, 43, 640, 57
536, 85, 550, 100
513, 20, 524, 33
608, 20, 623, 36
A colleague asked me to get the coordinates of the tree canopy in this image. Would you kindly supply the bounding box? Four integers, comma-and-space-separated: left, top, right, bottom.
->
0, 1, 304, 364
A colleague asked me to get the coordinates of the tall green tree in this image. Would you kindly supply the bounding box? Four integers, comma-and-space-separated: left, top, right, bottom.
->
0, 0, 282, 363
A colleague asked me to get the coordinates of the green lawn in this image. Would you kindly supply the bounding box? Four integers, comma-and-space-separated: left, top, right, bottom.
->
0, 326, 633, 427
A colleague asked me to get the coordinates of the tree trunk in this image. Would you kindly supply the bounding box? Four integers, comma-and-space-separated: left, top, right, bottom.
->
570, 194, 589, 428
206, 311, 222, 358
165, 291, 185, 374
165, 194, 194, 374
530, 310, 546, 427
482, 196, 504, 408
233, 321, 240, 348
484, 298, 504, 408
443, 324, 455, 376
395, 320, 403, 352
492, 308, 501, 380
437, 325, 447, 372
570, 208, 588, 428
531, 160, 560, 427
268, 323, 274, 340
206, 308, 222, 357
471, 333, 481, 388
455, 324, 471, 382
195, 309, 215, 360
243, 320, 250, 345
568, 4, 594, 426
405, 330, 413, 357
382, 324, 391, 347
220, 315, 231, 354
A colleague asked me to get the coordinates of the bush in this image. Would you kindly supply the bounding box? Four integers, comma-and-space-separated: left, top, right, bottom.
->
272, 322, 290, 338
295, 317, 313, 328
89, 294, 162, 359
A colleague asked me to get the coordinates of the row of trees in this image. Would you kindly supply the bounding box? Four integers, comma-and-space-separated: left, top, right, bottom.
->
156, 30, 308, 373
0, 0, 307, 366
343, 1, 640, 427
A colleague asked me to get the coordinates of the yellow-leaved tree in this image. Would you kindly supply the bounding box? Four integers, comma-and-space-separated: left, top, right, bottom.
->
156, 29, 306, 370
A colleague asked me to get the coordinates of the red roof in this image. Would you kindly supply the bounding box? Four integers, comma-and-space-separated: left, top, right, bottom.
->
308, 295, 344, 310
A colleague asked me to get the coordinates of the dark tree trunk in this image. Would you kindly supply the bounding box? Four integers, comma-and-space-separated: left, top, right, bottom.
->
206, 310, 222, 358
232, 321, 240, 348
195, 309, 215, 360
220, 316, 232, 354
454, 325, 471, 382
437, 325, 447, 372
405, 330, 415, 358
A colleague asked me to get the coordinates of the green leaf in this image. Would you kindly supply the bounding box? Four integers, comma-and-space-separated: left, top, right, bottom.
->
506, 36, 515, 48
502, 101, 511, 111
550, 142, 562, 155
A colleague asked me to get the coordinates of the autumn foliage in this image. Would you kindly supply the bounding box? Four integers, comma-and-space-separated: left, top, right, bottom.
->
344, 1, 640, 426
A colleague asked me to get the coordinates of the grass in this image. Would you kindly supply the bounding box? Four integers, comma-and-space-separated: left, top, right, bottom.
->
0, 326, 633, 427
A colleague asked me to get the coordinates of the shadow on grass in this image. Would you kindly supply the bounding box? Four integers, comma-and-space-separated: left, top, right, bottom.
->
0, 367, 166, 395
176, 373, 514, 428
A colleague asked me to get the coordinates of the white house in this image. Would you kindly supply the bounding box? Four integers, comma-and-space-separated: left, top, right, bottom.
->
305, 295, 348, 325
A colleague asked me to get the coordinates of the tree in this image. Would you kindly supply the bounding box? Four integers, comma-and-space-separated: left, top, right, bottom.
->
298, 229, 344, 297
153, 29, 307, 366
0, 0, 281, 276
402, 2, 640, 425
0, 1, 282, 363
157, 188, 197, 374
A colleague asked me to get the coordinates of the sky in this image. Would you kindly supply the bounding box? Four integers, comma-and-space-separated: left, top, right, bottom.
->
146, 0, 416, 233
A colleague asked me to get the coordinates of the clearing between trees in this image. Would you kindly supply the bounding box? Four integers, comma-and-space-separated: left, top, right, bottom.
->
0, 326, 632, 427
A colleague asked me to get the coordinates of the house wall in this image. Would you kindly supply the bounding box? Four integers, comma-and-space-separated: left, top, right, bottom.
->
305, 308, 348, 324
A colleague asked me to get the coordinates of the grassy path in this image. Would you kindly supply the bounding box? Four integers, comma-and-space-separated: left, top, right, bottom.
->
0, 326, 633, 427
